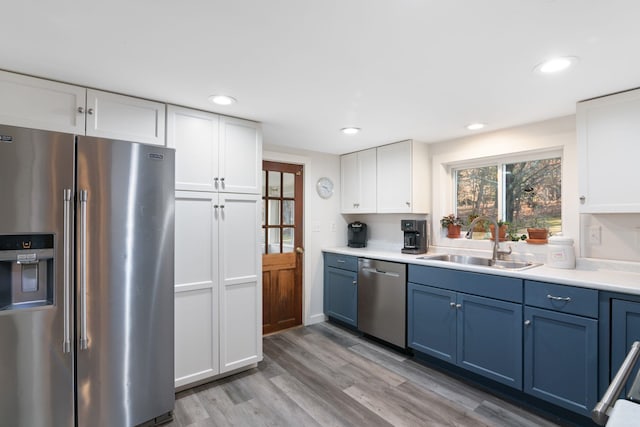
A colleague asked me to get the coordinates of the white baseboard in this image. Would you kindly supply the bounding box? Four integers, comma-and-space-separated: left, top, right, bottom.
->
306, 313, 327, 326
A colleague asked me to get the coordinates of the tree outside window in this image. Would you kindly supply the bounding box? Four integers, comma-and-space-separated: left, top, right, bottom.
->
454, 157, 561, 237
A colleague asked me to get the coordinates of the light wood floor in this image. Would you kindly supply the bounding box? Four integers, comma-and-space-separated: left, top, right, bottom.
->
169, 322, 562, 427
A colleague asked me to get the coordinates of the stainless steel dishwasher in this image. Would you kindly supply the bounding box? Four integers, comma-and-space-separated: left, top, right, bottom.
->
357, 258, 407, 348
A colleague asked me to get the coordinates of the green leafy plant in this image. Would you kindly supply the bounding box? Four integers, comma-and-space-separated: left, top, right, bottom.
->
440, 214, 463, 228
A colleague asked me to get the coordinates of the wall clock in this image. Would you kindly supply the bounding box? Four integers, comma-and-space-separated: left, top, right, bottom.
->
316, 177, 334, 199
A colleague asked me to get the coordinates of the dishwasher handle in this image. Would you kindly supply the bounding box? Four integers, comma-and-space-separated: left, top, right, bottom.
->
361, 267, 401, 278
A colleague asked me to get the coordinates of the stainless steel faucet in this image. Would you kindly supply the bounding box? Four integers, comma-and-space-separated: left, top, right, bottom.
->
465, 216, 512, 262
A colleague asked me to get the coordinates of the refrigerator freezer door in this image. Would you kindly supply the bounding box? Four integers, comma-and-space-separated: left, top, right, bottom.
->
0, 125, 75, 427
75, 137, 175, 427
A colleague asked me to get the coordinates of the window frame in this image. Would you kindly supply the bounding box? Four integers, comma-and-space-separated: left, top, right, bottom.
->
449, 148, 563, 231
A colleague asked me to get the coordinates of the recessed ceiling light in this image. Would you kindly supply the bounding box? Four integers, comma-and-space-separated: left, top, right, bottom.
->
208, 95, 237, 106
341, 127, 360, 135
466, 123, 485, 131
534, 56, 578, 74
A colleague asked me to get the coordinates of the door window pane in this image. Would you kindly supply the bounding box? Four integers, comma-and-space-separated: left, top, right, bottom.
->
282, 228, 294, 253
268, 171, 281, 197
283, 172, 295, 198
268, 200, 280, 225
283, 200, 294, 225
267, 228, 281, 253
262, 170, 266, 197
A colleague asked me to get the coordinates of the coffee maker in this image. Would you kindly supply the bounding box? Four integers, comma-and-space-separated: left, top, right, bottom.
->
401, 219, 427, 254
348, 222, 367, 248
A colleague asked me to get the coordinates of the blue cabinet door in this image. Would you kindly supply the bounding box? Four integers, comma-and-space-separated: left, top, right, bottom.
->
407, 283, 456, 363
524, 306, 597, 416
611, 299, 640, 396
457, 293, 523, 389
324, 266, 358, 326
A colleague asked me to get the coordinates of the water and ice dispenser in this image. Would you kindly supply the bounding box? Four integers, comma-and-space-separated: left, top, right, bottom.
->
0, 234, 54, 311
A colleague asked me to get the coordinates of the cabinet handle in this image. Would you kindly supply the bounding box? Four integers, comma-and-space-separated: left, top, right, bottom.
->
456, 303, 462, 309
352, 280, 356, 285
219, 205, 225, 209
406, 202, 410, 207
77, 106, 84, 114
449, 302, 456, 308
579, 195, 586, 203
524, 320, 531, 326
87, 108, 94, 115
547, 294, 571, 302
336, 259, 346, 263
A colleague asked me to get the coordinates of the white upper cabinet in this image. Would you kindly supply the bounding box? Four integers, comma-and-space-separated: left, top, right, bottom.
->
218, 116, 262, 194
0, 70, 166, 145
167, 106, 219, 192
340, 148, 377, 213
0, 69, 86, 134
376, 140, 429, 214
167, 106, 262, 194
86, 89, 166, 146
577, 88, 640, 213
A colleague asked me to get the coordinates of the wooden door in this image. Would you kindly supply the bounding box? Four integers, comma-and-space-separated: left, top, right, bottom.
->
262, 161, 303, 334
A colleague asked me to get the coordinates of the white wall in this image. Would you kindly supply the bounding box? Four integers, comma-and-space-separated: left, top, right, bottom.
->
343, 213, 430, 251
581, 213, 640, 262
428, 115, 580, 255
263, 145, 347, 326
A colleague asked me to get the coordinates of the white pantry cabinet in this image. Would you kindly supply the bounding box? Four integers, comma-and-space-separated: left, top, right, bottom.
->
340, 148, 377, 213
577, 88, 640, 213
376, 140, 429, 214
174, 191, 262, 387
0, 70, 166, 145
167, 105, 262, 194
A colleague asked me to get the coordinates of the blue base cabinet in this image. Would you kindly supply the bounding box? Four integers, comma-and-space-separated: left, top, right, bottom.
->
524, 306, 597, 416
457, 293, 522, 388
524, 281, 599, 416
407, 283, 456, 363
611, 299, 640, 396
407, 266, 523, 389
323, 253, 358, 327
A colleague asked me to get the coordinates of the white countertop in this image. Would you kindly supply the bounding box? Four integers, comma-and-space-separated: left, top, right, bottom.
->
323, 246, 640, 296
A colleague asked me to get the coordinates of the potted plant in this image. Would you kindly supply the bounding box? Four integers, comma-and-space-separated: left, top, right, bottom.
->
527, 218, 549, 243
440, 214, 463, 238
489, 220, 509, 242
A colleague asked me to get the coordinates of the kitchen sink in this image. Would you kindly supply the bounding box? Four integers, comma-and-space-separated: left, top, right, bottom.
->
416, 254, 540, 271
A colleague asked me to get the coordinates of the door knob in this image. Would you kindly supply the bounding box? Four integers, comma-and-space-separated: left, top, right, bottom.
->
295, 247, 304, 254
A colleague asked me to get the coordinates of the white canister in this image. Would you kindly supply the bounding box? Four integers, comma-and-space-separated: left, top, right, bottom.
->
547, 235, 576, 269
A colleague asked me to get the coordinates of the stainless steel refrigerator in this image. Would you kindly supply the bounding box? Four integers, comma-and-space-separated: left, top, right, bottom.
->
0, 124, 175, 426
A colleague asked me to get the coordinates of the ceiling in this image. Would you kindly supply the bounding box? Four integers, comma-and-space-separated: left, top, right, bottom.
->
3, 0, 639, 154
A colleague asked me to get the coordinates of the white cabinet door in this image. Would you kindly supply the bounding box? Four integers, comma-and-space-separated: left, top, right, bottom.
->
218, 193, 262, 373
376, 140, 429, 214
174, 191, 219, 387
358, 148, 377, 212
341, 152, 359, 213
577, 89, 640, 212
0, 70, 86, 134
86, 89, 166, 145
377, 141, 412, 213
167, 106, 219, 192
340, 148, 376, 213
219, 116, 262, 194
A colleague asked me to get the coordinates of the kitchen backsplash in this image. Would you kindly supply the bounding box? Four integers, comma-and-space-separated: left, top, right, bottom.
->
342, 213, 430, 251
581, 213, 640, 262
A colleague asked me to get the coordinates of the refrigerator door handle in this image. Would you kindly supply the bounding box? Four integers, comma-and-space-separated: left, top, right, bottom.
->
79, 189, 89, 351
63, 189, 72, 353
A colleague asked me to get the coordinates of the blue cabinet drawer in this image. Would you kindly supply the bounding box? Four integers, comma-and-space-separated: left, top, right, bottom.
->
525, 281, 598, 318
324, 253, 358, 271
408, 265, 522, 303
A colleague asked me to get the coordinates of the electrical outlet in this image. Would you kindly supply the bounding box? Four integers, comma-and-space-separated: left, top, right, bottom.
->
589, 226, 601, 245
